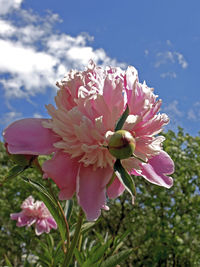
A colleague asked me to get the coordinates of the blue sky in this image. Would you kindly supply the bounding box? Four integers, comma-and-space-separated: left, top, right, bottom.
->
0, 0, 199, 139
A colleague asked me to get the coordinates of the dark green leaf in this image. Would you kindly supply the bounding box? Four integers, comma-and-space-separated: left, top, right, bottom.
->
2, 165, 26, 185
114, 159, 136, 201
100, 249, 132, 267
64, 199, 73, 221
114, 105, 129, 131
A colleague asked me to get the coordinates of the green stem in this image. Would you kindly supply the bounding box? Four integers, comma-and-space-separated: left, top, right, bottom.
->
48, 181, 71, 250
62, 208, 84, 267
106, 171, 116, 188
78, 234, 83, 251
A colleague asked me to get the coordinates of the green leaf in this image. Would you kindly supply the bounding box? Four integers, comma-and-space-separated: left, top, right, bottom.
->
94, 230, 105, 243
54, 240, 64, 257
74, 248, 84, 265
22, 177, 66, 242
53, 241, 64, 265
100, 249, 133, 267
64, 199, 73, 221
4, 254, 13, 267
114, 159, 136, 202
114, 105, 129, 131
46, 234, 54, 253
82, 242, 111, 266
81, 221, 97, 234
1, 165, 26, 186
112, 229, 131, 253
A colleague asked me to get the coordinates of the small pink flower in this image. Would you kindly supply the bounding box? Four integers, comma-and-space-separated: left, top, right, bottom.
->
10, 196, 57, 235
4, 61, 174, 221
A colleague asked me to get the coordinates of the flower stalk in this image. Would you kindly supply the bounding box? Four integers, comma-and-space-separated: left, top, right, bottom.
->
62, 208, 84, 267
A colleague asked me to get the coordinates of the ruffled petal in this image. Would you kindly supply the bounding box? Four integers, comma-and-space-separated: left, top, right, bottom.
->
35, 219, 48, 235
107, 177, 125, 199
3, 118, 60, 155
139, 151, 174, 188
42, 151, 78, 200
46, 217, 57, 229
77, 165, 112, 221
10, 212, 36, 227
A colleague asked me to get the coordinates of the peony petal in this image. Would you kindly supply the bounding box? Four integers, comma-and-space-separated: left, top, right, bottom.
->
46, 217, 57, 229
21, 195, 35, 209
125, 65, 138, 91
139, 151, 174, 188
35, 219, 48, 235
26, 217, 36, 227
10, 212, 22, 221
107, 177, 125, 199
77, 165, 112, 221
42, 151, 78, 200
10, 212, 35, 227
3, 118, 60, 155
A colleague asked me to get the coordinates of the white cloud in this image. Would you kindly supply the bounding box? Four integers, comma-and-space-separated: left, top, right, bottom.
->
0, 19, 15, 36
187, 102, 200, 121
0, 7, 126, 100
174, 52, 188, 69
187, 109, 197, 120
0, 40, 57, 74
155, 51, 175, 68
0, 39, 59, 98
162, 100, 185, 132
155, 50, 188, 69
0, 111, 22, 125
160, 72, 177, 79
0, 0, 23, 15
166, 40, 172, 46
33, 113, 43, 118
163, 100, 183, 117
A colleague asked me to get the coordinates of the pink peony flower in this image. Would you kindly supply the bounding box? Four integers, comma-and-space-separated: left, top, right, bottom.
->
4, 61, 174, 221
10, 196, 57, 235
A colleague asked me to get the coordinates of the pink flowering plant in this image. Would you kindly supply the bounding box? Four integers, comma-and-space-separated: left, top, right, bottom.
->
10, 195, 57, 235
2, 61, 174, 266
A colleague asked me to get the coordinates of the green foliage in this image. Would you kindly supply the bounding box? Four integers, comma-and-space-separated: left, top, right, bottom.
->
73, 231, 131, 267
100, 249, 133, 267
